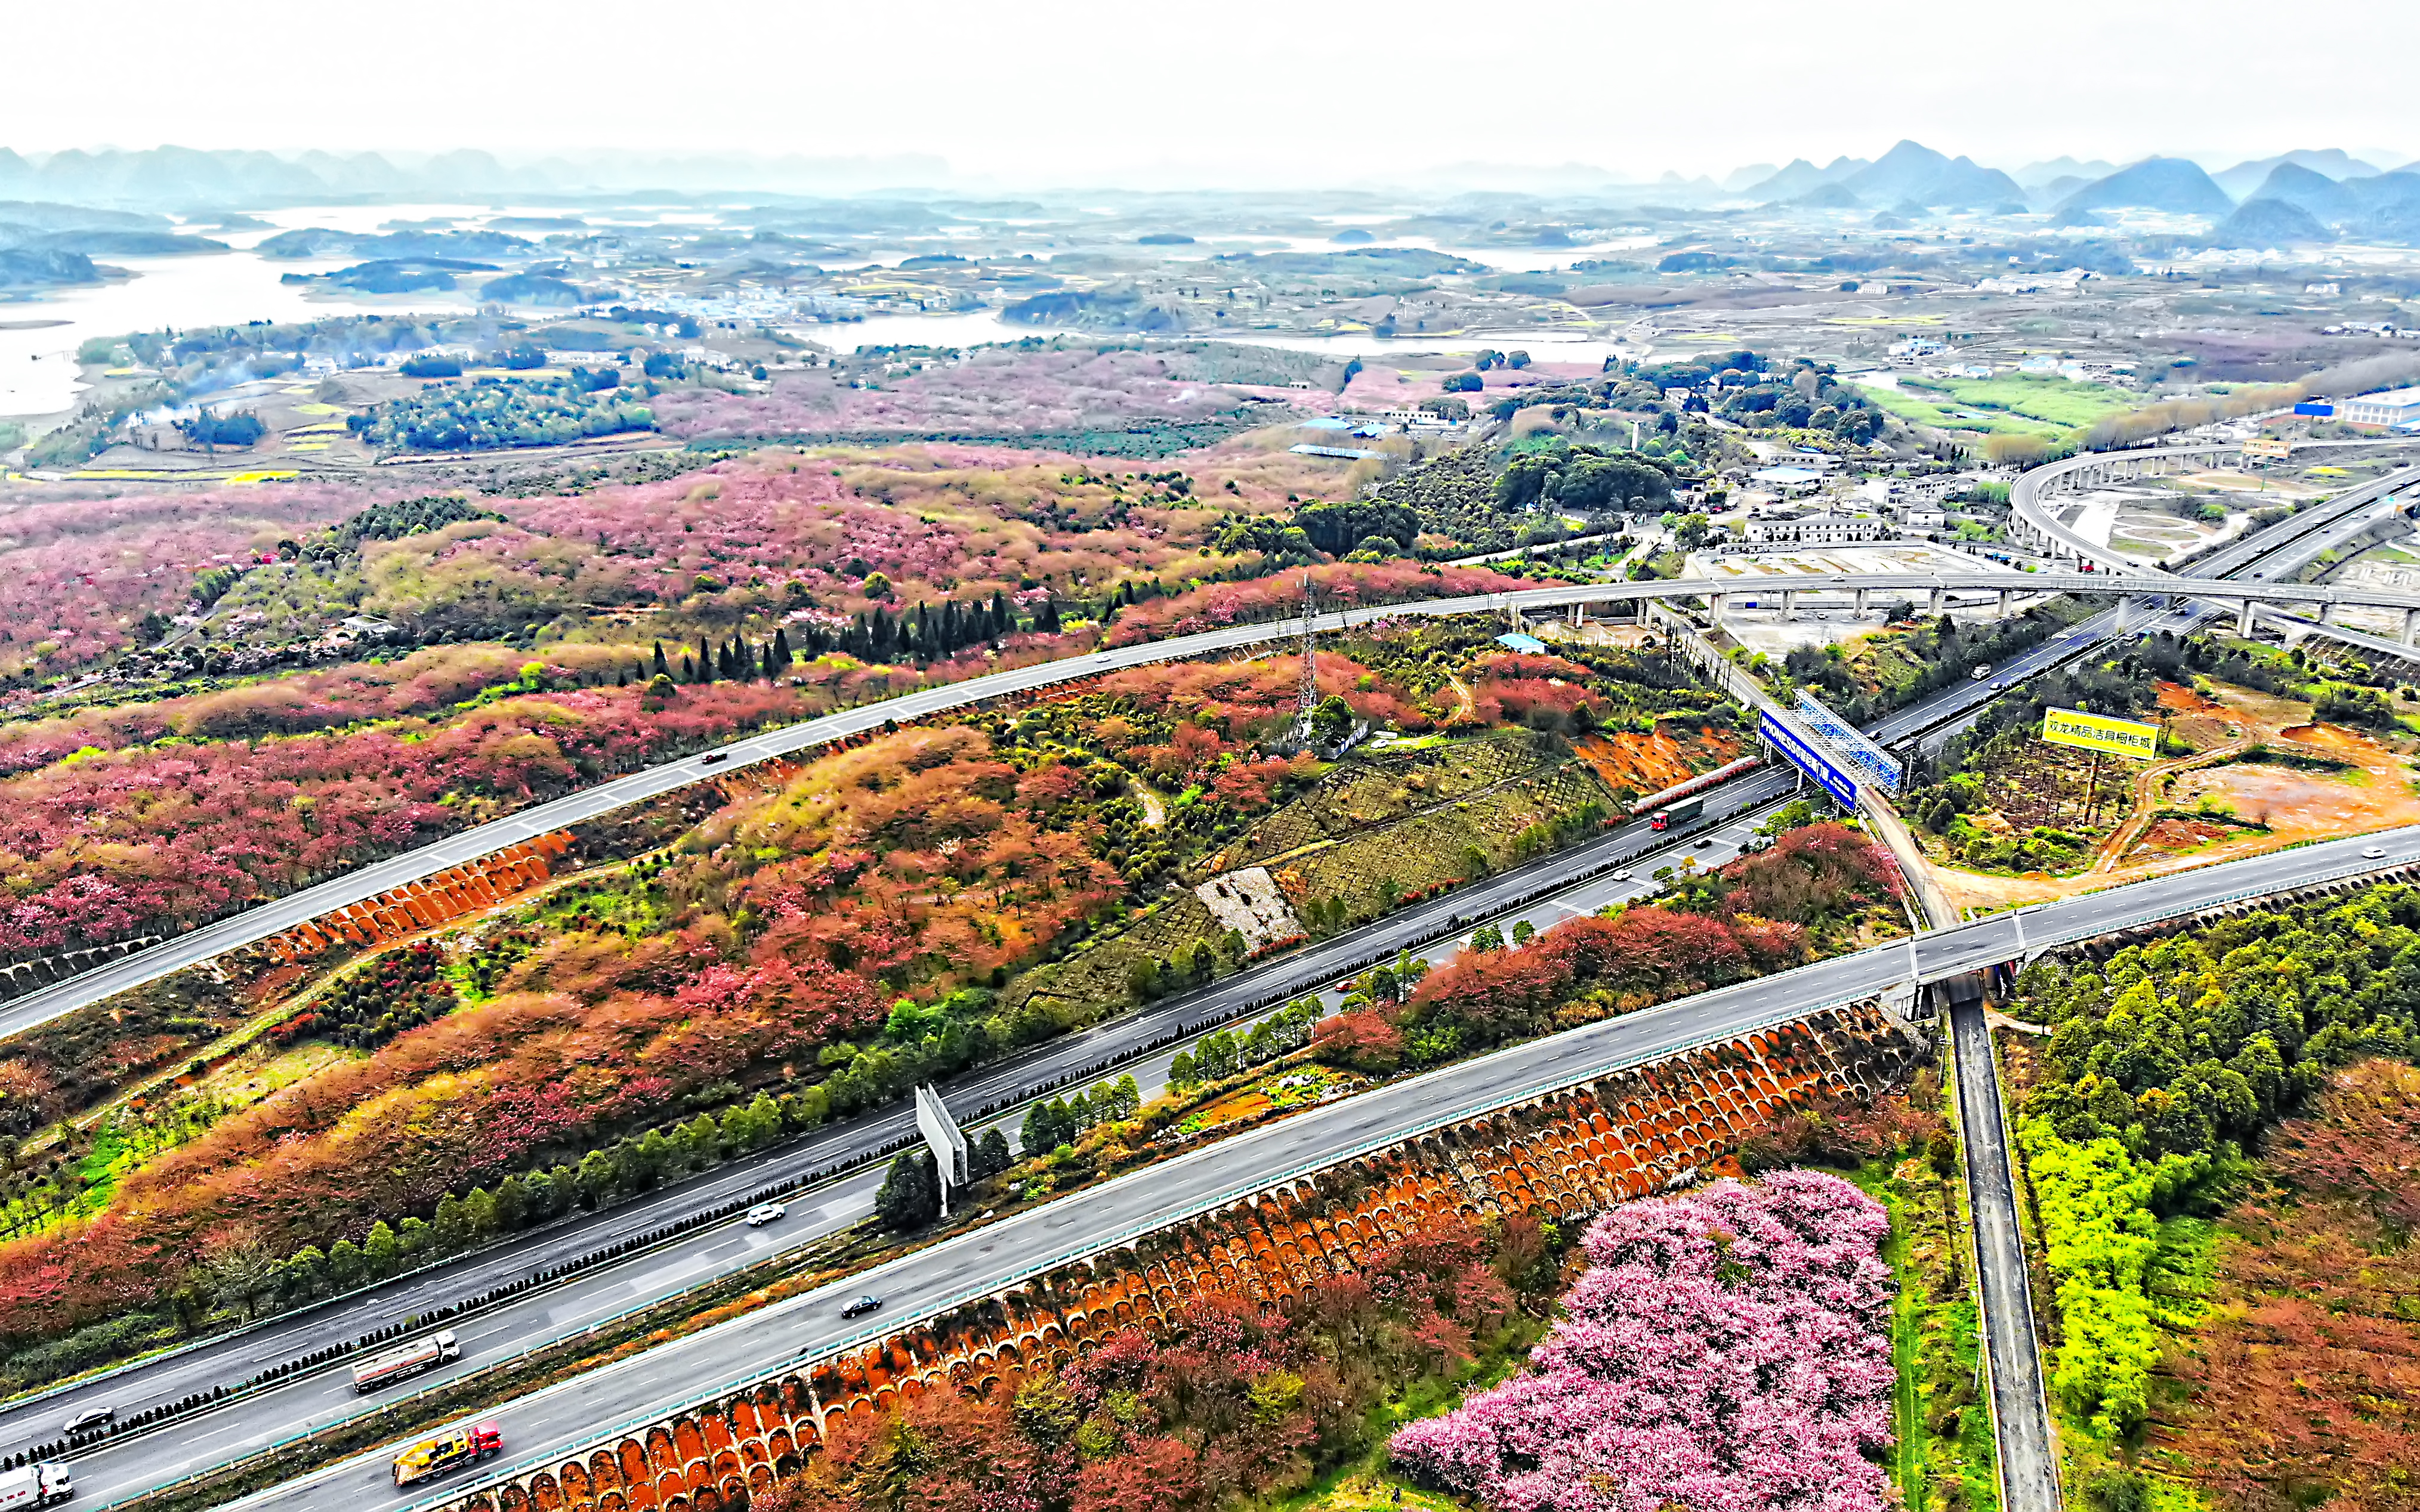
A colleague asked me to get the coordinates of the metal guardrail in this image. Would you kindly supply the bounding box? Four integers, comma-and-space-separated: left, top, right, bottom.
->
215, 825, 2420, 1512
364, 988, 1873, 1512
118, 791, 1797, 1509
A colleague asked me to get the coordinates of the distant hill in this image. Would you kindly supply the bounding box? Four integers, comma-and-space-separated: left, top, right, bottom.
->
1788, 183, 1863, 210
2055, 157, 2234, 217
257, 227, 538, 262
2245, 162, 2361, 225
1746, 156, 1867, 201
2212, 149, 2383, 200
2027, 176, 2091, 212
1828, 140, 2026, 209
480, 273, 586, 307
2207, 198, 2331, 248
2014, 156, 2116, 188
0, 247, 100, 289
0, 228, 226, 258
2344, 172, 2420, 239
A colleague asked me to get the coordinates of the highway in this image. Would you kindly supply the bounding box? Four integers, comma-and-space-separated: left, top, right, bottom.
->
231, 821, 2420, 1512
20, 468, 2391, 1490
5, 778, 1799, 1491
15, 465, 2410, 1504
20, 548, 2420, 1035
1950, 987, 2061, 1512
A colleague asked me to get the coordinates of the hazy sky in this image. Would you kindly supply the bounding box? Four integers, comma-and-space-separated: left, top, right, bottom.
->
11, 0, 2415, 185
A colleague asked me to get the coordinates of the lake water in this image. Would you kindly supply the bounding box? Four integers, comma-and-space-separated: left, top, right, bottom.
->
0, 205, 1647, 422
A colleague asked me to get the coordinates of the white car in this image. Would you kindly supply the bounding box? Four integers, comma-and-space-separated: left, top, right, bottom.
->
2363, 845, 2388, 859
745, 1201, 788, 1227
1612, 870, 1635, 883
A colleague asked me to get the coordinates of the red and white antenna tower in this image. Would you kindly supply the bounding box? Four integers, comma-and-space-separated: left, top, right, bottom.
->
1291, 572, 1319, 745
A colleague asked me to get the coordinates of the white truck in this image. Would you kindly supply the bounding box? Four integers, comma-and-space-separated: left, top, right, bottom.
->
350, 1329, 461, 1393
0, 1463, 74, 1507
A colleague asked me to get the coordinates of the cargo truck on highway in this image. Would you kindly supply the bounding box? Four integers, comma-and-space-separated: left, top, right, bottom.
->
351, 1329, 460, 1393
391, 1421, 502, 1489
1650, 796, 1704, 831
0, 1463, 74, 1507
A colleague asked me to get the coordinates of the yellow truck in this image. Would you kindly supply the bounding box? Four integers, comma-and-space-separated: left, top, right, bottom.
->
391, 1420, 503, 1489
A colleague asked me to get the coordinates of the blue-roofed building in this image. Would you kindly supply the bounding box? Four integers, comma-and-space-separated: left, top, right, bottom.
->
1496, 632, 1549, 653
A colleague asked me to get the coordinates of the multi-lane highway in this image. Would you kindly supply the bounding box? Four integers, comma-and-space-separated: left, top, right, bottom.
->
20, 468, 2394, 1495
237, 821, 2420, 1512
1, 777, 1798, 1481
17, 548, 2420, 1037
20, 463, 2417, 1505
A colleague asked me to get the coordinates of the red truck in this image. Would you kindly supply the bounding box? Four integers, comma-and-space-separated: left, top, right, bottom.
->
391, 1421, 503, 1489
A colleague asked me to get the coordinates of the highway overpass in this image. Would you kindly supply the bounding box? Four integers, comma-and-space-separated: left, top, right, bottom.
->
17, 548, 2420, 1037
217, 821, 2420, 1512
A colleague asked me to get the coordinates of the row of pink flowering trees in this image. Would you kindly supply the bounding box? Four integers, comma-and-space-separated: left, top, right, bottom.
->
1391, 1168, 1895, 1512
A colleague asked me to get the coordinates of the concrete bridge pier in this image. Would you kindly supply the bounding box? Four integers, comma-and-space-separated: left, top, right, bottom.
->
1996, 589, 2011, 617
2239, 598, 2257, 636
1929, 586, 1946, 614
2404, 607, 2418, 647
1780, 589, 1798, 620
1569, 603, 1584, 627
1854, 588, 1869, 617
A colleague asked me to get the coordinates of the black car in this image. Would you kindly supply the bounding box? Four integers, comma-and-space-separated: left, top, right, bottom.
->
702, 752, 729, 766
64, 1406, 115, 1434
840, 1294, 883, 1319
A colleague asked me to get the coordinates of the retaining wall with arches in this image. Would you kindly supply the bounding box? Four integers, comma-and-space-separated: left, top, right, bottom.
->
427, 997, 1920, 1512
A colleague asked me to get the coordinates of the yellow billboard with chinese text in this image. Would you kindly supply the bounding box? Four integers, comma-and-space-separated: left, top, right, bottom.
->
2041, 707, 2158, 759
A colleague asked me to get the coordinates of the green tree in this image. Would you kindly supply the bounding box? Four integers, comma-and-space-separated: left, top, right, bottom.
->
362, 1219, 401, 1279
279, 1246, 327, 1306
433, 1191, 471, 1251
875, 1150, 941, 1231
575, 1148, 618, 1208
1128, 956, 1165, 1001
493, 1175, 529, 1232
462, 1185, 499, 1240
1468, 923, 1506, 952
970, 1127, 1013, 1180
521, 1167, 558, 1221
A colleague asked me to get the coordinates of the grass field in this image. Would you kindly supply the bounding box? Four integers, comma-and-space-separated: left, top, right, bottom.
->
1849, 372, 2135, 438
1912, 373, 2134, 428
1850, 381, 2061, 437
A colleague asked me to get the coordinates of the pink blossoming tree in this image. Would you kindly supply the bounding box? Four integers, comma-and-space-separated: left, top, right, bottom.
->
1390, 1168, 1896, 1512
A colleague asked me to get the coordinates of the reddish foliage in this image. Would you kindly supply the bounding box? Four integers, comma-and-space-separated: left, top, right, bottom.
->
1102, 562, 1533, 648
1407, 908, 1760, 1047
0, 485, 361, 683
1711, 821, 1904, 921
1310, 1010, 1404, 1072
2167, 1061, 2420, 1512
0, 644, 636, 775
0, 724, 1121, 1340
760, 1214, 1530, 1512
651, 346, 1299, 445
0, 680, 810, 953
